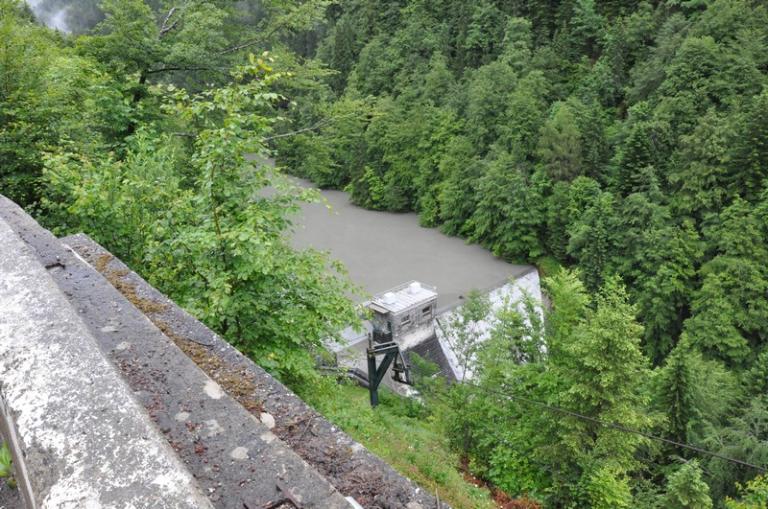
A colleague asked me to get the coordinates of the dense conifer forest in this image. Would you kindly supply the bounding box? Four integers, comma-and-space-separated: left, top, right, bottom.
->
1, 0, 767, 507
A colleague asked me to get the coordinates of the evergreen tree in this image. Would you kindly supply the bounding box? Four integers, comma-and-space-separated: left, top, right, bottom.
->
654, 342, 738, 446
705, 397, 768, 502
633, 221, 702, 363
537, 100, 584, 182
468, 153, 545, 261
545, 274, 652, 506
545, 176, 602, 261
567, 192, 621, 291
436, 136, 484, 236
728, 88, 768, 202
664, 461, 713, 509
463, 60, 518, 150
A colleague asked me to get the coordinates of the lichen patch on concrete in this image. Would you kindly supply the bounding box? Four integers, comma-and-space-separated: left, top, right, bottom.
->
229, 447, 248, 460
204, 380, 224, 400
260, 412, 276, 429
204, 419, 224, 437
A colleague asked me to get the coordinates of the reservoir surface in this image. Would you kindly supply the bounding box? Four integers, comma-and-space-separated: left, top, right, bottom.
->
287, 178, 531, 310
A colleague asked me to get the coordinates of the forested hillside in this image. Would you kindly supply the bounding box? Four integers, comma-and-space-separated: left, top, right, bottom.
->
280, 1, 768, 373
274, 0, 768, 506
1, 0, 767, 507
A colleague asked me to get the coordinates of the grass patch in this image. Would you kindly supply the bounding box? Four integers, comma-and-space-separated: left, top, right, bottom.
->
535, 255, 563, 279
312, 383, 496, 509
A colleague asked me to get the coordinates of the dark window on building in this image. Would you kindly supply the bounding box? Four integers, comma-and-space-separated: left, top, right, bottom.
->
422, 306, 431, 317
401, 316, 411, 327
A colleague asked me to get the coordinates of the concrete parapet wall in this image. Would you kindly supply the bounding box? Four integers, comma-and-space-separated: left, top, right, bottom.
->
0, 194, 443, 509
0, 198, 354, 508
0, 216, 212, 508
64, 233, 441, 509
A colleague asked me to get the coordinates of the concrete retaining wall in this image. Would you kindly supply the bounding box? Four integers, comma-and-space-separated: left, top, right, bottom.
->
0, 194, 444, 508
0, 216, 212, 508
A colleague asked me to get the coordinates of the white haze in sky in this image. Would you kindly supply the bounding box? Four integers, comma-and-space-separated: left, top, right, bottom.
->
26, 0, 71, 32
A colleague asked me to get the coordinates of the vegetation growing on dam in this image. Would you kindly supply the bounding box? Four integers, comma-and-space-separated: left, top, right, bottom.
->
1, 0, 768, 507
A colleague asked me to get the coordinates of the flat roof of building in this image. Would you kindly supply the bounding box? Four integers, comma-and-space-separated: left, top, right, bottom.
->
370, 281, 437, 314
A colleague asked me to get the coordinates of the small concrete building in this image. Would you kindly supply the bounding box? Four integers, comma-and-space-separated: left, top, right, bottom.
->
368, 281, 437, 348
332, 271, 545, 390
330, 281, 459, 392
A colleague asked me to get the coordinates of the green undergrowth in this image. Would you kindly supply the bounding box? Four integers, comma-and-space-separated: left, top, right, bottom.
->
0, 442, 16, 490
535, 256, 563, 279
311, 383, 496, 509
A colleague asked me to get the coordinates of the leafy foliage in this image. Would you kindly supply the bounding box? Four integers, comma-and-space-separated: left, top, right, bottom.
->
42, 57, 361, 388
4, 0, 768, 505
0, 442, 15, 490
664, 461, 713, 509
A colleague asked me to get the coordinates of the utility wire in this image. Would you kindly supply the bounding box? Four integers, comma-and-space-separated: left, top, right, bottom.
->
420, 380, 767, 473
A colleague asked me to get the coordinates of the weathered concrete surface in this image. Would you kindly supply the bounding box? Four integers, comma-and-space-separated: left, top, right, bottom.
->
288, 178, 533, 310
59, 233, 440, 508
0, 479, 21, 509
0, 194, 449, 508
65, 234, 442, 509
0, 197, 353, 509
0, 215, 212, 509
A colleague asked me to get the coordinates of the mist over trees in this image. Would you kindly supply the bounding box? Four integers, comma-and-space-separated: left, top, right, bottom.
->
24, 0, 102, 32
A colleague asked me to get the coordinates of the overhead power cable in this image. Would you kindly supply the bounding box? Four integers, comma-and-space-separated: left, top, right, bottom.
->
423, 381, 767, 473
